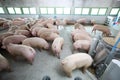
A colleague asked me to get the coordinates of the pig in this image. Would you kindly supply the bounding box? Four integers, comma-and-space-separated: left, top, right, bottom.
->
10, 19, 26, 26
14, 30, 32, 37
73, 40, 91, 52
52, 37, 64, 59
74, 23, 85, 30
0, 32, 14, 47
73, 33, 92, 42
65, 19, 76, 25
61, 53, 93, 77
92, 24, 111, 36
2, 35, 27, 49
22, 37, 49, 51
76, 18, 86, 25
30, 26, 42, 36
94, 49, 108, 66
8, 26, 18, 33
37, 28, 59, 37
91, 19, 96, 25
46, 23, 57, 29
6, 43, 36, 64
17, 25, 30, 30
39, 32, 60, 41
71, 29, 91, 40
0, 53, 11, 72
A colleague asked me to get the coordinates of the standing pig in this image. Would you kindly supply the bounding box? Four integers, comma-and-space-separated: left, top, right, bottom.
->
71, 29, 91, 41
74, 23, 85, 30
92, 24, 111, 36
73, 40, 91, 52
30, 26, 42, 36
61, 53, 93, 77
52, 37, 64, 59
73, 33, 92, 42
94, 49, 108, 66
22, 37, 49, 51
39, 31, 60, 41
6, 43, 36, 64
0, 53, 11, 72
2, 35, 27, 49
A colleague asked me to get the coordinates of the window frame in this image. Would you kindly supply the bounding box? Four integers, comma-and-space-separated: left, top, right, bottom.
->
109, 7, 120, 16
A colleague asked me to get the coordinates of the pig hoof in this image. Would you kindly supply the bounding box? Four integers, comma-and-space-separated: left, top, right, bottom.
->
42, 75, 51, 80
74, 77, 82, 80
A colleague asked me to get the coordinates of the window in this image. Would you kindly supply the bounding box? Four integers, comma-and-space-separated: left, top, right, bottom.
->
63, 8, 70, 14
40, 8, 47, 14
30, 7, 36, 14
7, 7, 15, 14
98, 8, 107, 15
91, 8, 99, 15
48, 8, 54, 14
22, 8, 30, 14
110, 8, 119, 15
56, 8, 63, 14
14, 8, 22, 14
0, 7, 4, 14
82, 8, 90, 15
75, 8, 82, 14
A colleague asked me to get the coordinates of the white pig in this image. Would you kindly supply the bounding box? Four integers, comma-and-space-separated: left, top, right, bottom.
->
2, 35, 27, 49
22, 37, 49, 51
52, 37, 64, 59
6, 43, 36, 64
73, 40, 91, 52
61, 53, 93, 77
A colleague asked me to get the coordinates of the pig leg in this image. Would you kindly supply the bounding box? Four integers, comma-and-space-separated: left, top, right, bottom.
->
5, 66, 12, 72
38, 48, 42, 52
82, 66, 87, 73
56, 53, 60, 59
65, 71, 72, 77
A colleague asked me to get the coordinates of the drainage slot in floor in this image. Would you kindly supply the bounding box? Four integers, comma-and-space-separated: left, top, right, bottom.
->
42, 75, 51, 80
74, 77, 82, 80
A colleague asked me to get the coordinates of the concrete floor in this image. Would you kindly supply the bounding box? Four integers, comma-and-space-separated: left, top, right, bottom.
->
0, 26, 98, 80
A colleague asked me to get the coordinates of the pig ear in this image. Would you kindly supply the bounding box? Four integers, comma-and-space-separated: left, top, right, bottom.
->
61, 60, 66, 65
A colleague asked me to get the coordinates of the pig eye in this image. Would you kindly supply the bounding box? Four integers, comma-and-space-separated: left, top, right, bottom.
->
42, 75, 51, 80
74, 77, 82, 80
